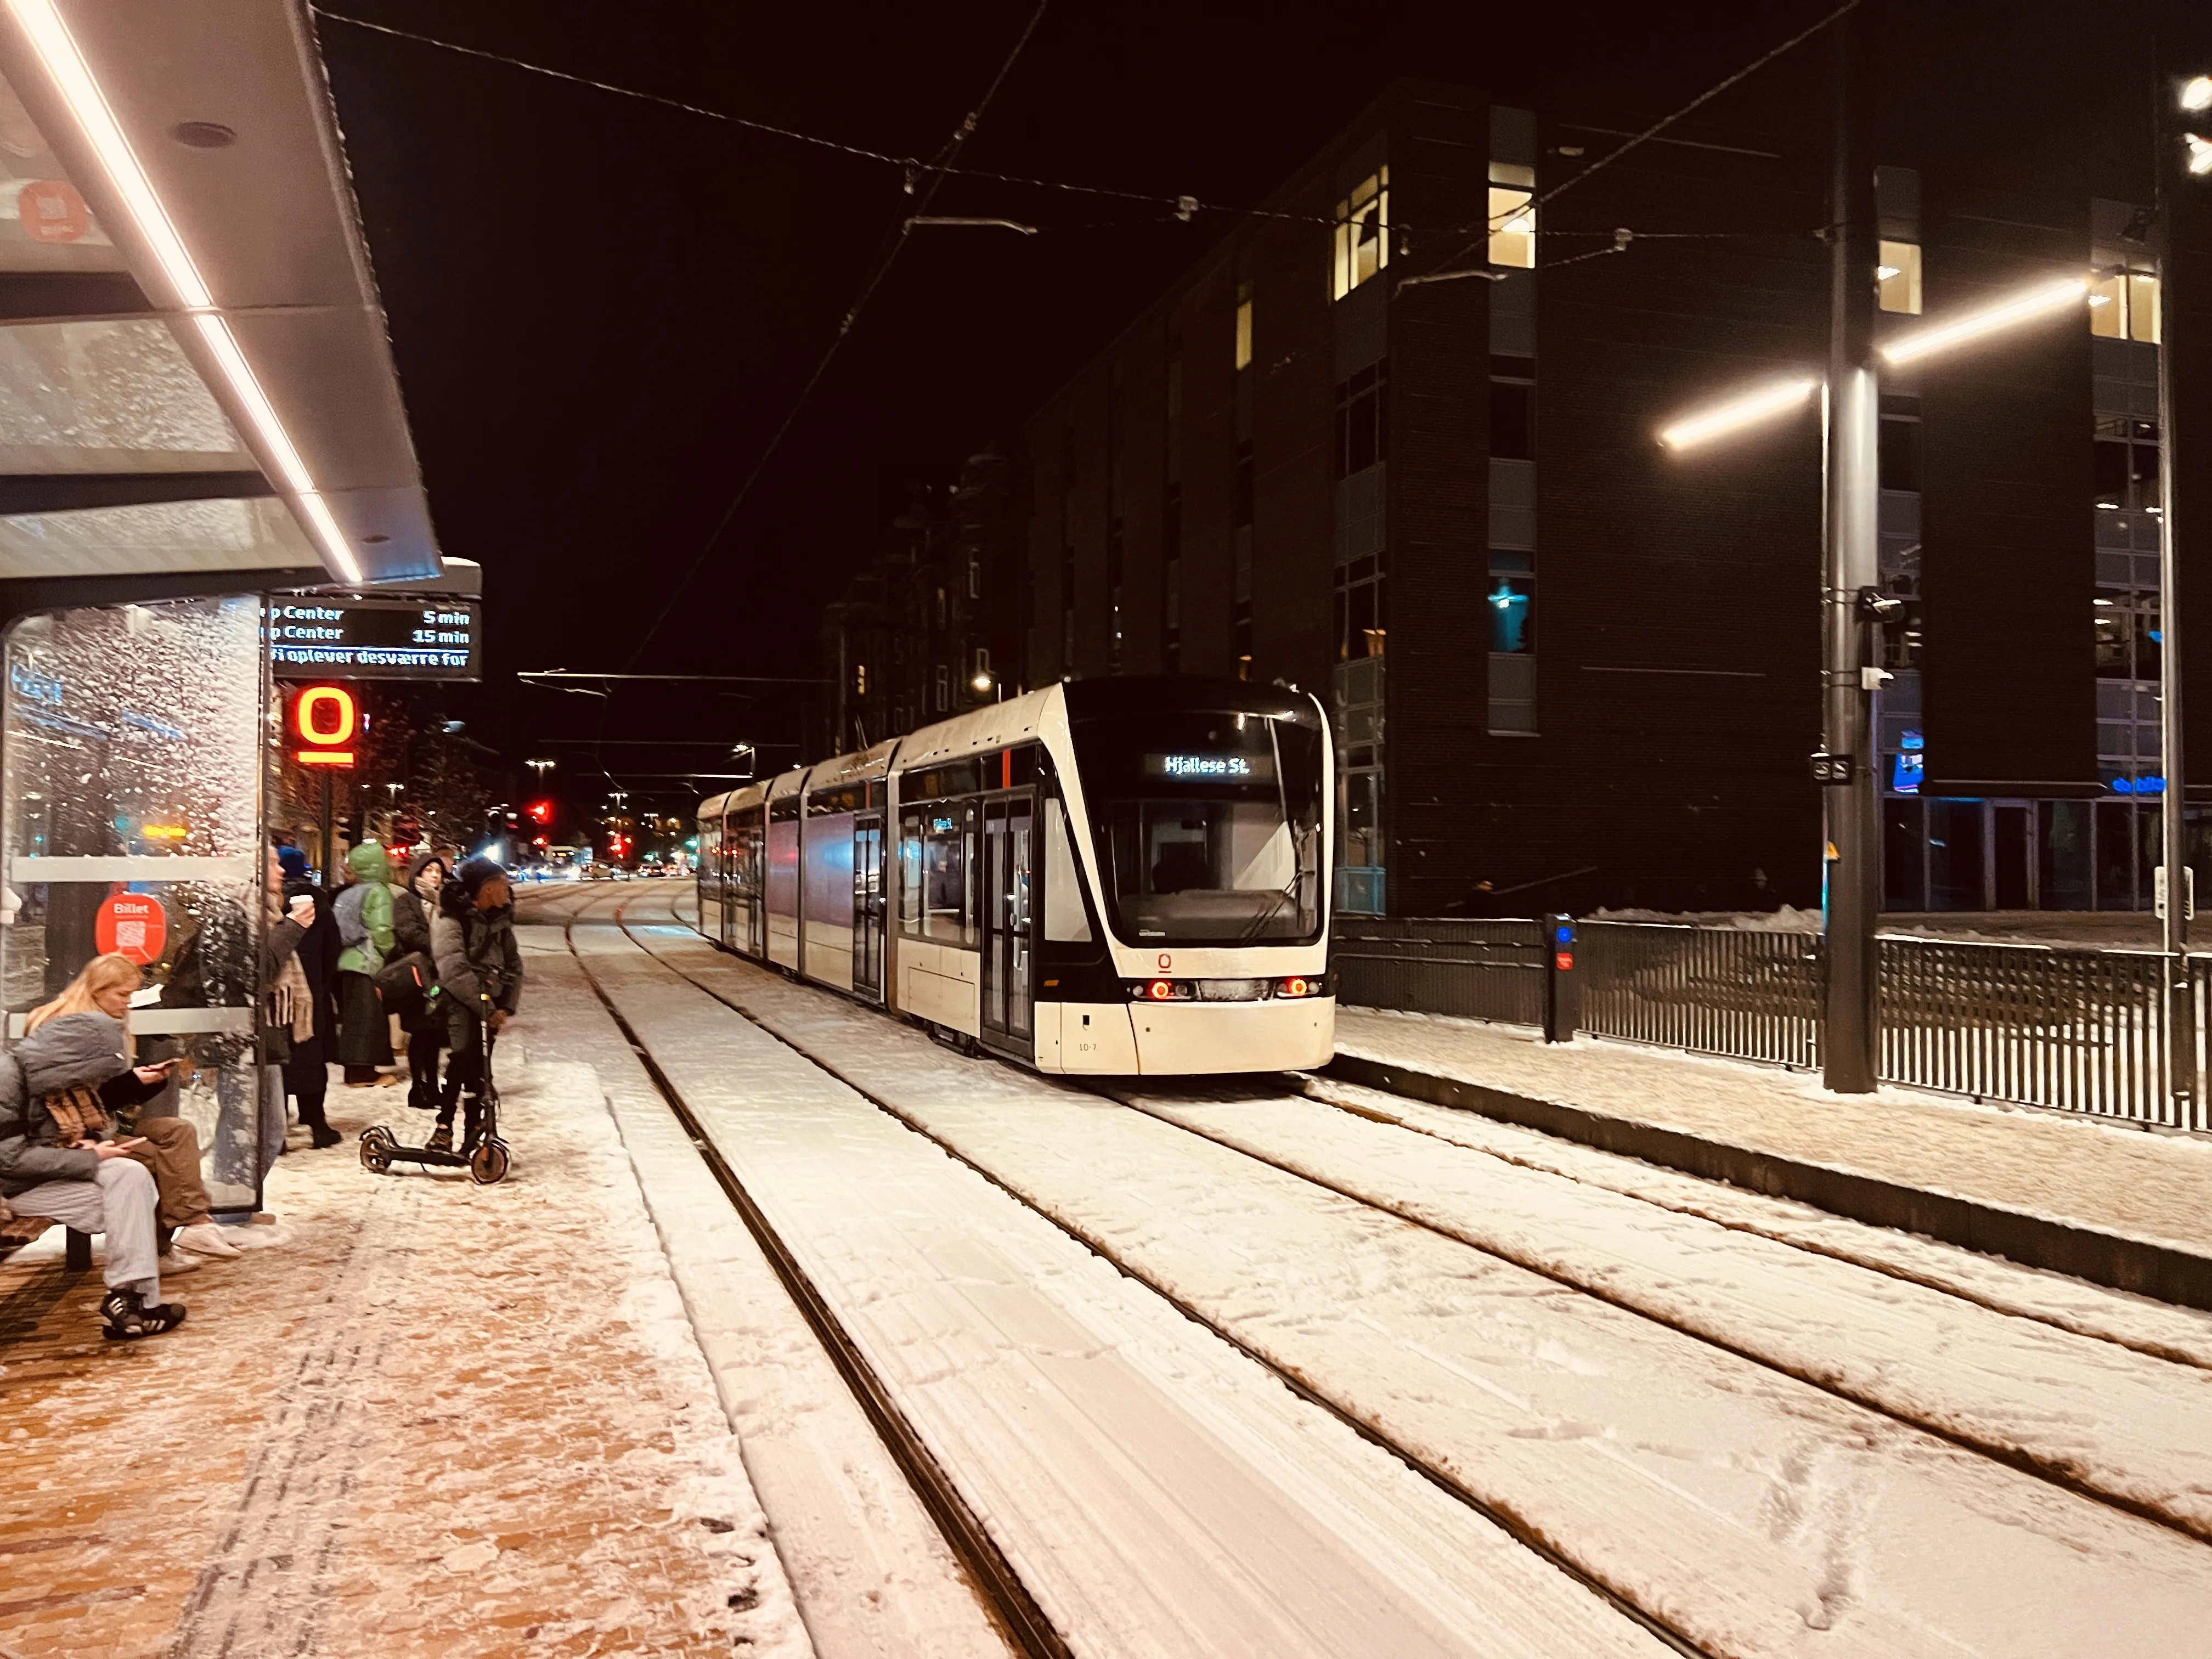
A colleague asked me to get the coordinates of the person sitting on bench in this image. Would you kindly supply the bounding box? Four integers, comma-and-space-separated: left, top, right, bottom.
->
16, 953, 241, 1262
0, 1036, 182, 1341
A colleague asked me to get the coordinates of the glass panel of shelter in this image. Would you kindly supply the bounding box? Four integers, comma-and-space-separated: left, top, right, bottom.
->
1, 596, 268, 1211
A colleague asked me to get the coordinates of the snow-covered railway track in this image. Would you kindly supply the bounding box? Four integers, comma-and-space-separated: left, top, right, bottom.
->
543, 888, 1686, 1659
1102, 1076, 2212, 1547
584, 884, 2212, 1659
583, 895, 1711, 1659
557, 905, 1073, 1659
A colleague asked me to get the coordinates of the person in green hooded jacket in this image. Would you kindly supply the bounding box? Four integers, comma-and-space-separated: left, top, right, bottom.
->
333, 840, 398, 1086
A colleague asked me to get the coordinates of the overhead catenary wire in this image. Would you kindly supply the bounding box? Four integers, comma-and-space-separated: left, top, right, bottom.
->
615, 0, 1051, 668
1404, 0, 1863, 287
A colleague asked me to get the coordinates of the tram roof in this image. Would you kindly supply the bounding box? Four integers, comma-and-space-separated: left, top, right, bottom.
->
0, 1, 440, 611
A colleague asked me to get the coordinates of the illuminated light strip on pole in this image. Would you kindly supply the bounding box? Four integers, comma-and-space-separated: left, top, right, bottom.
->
1657, 377, 1819, 450
7, 0, 364, 583
1876, 276, 2089, 365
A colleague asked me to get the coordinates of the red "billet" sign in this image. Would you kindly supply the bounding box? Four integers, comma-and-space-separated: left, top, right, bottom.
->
97, 892, 167, 966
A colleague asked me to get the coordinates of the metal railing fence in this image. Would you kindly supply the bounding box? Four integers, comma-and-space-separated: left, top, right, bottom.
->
1331, 918, 1548, 1027
1576, 921, 1824, 1070
1337, 915, 2211, 1132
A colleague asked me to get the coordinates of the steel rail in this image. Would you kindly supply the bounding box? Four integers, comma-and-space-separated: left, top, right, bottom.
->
585, 887, 1719, 1659
555, 896, 1072, 1659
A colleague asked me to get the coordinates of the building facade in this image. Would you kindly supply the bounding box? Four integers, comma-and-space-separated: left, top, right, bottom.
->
1024, 20, 2212, 918
821, 445, 1027, 754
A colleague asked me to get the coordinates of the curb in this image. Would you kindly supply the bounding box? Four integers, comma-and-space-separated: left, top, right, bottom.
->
1325, 1051, 2212, 1314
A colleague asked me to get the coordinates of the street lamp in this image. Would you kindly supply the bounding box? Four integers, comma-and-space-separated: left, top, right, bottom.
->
1660, 268, 2094, 1093
527, 757, 555, 781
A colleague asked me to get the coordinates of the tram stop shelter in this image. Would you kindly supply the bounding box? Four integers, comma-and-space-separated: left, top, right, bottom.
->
0, 0, 441, 1212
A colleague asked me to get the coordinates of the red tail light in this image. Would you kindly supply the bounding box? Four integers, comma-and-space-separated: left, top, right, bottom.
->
1148, 979, 1175, 1001
1277, 975, 1319, 998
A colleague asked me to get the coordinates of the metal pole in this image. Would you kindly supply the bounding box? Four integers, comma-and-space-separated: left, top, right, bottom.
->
2154, 52, 2196, 1121
1822, 5, 1881, 1092
319, 767, 333, 885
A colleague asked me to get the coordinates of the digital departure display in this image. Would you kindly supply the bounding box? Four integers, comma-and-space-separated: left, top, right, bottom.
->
1144, 752, 1277, 783
268, 598, 483, 681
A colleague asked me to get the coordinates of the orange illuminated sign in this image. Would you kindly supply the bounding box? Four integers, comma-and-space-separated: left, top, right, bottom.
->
292, 684, 357, 768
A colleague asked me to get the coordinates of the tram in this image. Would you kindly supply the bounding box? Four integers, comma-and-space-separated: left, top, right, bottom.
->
695, 677, 1333, 1074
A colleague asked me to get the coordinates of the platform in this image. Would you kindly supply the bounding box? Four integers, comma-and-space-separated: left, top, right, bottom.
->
1331, 1006, 2212, 1310
0, 1056, 804, 1659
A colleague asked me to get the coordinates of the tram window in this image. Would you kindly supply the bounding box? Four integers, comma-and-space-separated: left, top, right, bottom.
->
923, 810, 968, 943
898, 815, 924, 934
1072, 712, 1325, 945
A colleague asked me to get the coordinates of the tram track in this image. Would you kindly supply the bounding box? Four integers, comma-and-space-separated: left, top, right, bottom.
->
601, 888, 2212, 1556
554, 895, 1071, 1659
569, 889, 1720, 1659
546, 884, 2212, 1656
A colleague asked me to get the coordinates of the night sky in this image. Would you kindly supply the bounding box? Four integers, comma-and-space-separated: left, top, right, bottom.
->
314, 0, 1824, 811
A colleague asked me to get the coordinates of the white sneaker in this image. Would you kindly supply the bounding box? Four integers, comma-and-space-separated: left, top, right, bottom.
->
173, 1222, 243, 1259
156, 1249, 199, 1273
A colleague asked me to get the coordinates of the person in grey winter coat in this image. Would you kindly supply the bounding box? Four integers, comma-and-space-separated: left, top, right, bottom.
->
0, 985, 187, 1339
426, 856, 522, 1154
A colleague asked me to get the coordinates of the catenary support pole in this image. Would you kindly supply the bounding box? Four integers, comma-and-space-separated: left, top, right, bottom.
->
2154, 46, 2196, 1122
1821, 4, 1880, 1092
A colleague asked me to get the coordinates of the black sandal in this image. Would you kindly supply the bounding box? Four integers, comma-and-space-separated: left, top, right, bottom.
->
101, 1288, 188, 1341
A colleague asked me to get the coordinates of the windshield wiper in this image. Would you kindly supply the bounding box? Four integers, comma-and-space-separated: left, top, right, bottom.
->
1235, 868, 1307, 945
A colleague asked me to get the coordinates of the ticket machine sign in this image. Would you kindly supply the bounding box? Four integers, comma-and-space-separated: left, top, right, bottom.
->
97, 892, 167, 966
292, 684, 357, 768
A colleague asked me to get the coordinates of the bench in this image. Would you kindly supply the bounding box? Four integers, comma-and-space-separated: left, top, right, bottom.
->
0, 1214, 95, 1269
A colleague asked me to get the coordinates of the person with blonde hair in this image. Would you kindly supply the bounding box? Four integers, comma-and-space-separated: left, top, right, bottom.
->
15, 951, 239, 1261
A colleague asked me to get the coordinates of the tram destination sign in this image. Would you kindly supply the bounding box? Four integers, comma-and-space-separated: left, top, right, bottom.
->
268, 597, 483, 681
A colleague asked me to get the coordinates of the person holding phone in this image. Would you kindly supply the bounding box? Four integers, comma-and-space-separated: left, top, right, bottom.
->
15, 951, 240, 1260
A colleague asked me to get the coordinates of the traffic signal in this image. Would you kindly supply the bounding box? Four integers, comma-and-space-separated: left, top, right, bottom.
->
528, 800, 552, 823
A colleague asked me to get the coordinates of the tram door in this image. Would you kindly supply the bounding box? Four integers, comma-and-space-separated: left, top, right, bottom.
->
853, 810, 885, 999
746, 822, 768, 957
979, 793, 1035, 1051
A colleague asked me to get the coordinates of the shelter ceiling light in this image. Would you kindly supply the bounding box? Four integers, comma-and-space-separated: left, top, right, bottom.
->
1657, 377, 1818, 450
1876, 276, 2089, 365
6, 0, 362, 582
2182, 75, 2212, 113
2188, 134, 2212, 177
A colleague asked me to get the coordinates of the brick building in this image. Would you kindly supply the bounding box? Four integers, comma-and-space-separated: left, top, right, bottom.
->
1022, 12, 2212, 917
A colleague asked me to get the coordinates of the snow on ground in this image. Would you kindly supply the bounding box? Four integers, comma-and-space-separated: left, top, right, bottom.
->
619, 912, 2212, 1659
0, 1040, 809, 1659
1336, 1006, 2212, 1255
516, 920, 1014, 1659
1305, 1071, 2212, 1369
562, 911, 1675, 1659
1111, 1079, 2212, 1538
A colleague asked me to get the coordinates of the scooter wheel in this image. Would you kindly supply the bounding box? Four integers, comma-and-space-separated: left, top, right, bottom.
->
359, 1125, 395, 1175
468, 1137, 511, 1186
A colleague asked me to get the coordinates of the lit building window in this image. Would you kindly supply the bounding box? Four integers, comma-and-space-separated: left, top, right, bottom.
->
855, 663, 867, 696
1234, 280, 1254, 369
1488, 576, 1534, 653
2090, 269, 2160, 343
1488, 161, 1534, 269
1333, 168, 1389, 299
1877, 240, 1921, 314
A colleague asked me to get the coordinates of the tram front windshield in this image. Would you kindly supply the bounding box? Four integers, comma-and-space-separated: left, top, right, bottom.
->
1071, 710, 1324, 945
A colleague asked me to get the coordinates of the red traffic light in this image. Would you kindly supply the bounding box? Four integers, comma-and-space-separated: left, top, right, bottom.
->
528, 800, 552, 823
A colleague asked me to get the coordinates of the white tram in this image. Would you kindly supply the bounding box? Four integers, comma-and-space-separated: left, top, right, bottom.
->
695, 677, 1333, 1074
